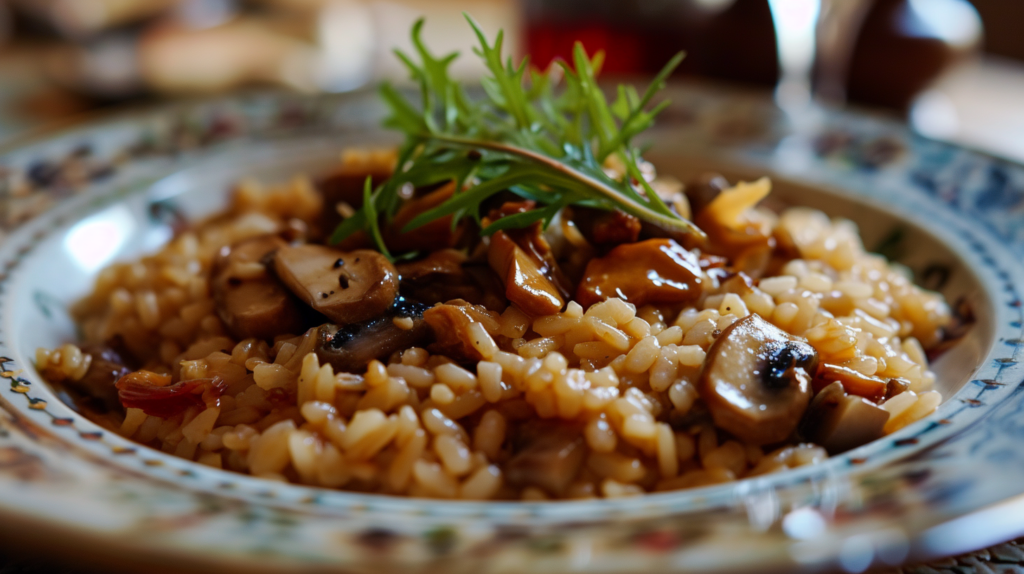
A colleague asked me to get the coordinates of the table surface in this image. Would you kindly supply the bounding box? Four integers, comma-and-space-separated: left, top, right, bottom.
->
1, 44, 1024, 574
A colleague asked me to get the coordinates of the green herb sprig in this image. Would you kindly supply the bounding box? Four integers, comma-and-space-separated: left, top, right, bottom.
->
330, 15, 704, 256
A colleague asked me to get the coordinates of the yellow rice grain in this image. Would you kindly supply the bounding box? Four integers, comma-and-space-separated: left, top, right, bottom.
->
460, 465, 502, 500
473, 410, 506, 459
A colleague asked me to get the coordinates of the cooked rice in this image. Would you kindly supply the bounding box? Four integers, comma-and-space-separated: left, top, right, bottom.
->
38, 175, 951, 500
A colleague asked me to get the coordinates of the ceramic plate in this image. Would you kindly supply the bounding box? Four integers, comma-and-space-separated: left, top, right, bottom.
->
0, 86, 1022, 573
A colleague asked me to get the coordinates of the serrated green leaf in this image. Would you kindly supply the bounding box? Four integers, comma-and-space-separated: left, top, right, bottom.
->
330, 18, 704, 255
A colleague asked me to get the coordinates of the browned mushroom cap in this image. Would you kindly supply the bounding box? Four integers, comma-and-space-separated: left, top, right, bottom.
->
800, 381, 890, 454
211, 235, 307, 340
272, 245, 398, 325
698, 314, 818, 445
575, 238, 704, 309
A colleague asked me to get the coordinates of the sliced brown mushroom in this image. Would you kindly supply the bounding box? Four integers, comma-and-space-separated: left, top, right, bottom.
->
382, 181, 468, 253
316, 150, 395, 239
396, 249, 508, 312
570, 206, 641, 249
800, 381, 890, 454
488, 230, 565, 316
54, 343, 133, 413
315, 297, 433, 373
211, 235, 307, 340
813, 363, 887, 403
272, 244, 398, 325
575, 238, 704, 308
397, 248, 467, 283
684, 173, 731, 217
483, 201, 573, 316
505, 421, 586, 496
884, 377, 910, 400
422, 301, 501, 363
698, 314, 818, 445
333, 181, 468, 253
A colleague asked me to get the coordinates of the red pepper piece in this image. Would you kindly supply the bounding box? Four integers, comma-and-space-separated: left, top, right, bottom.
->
116, 371, 227, 418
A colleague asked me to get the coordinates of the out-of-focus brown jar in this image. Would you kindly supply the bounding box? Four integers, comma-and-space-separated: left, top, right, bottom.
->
844, 0, 981, 111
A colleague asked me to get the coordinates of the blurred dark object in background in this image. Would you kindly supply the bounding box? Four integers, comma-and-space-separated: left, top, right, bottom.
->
10, 0, 185, 39
524, 0, 778, 86
0, 0, 1022, 159
524, 0, 983, 112
0, 0, 994, 107
970, 0, 1024, 62
0, 1, 10, 46
845, 0, 982, 111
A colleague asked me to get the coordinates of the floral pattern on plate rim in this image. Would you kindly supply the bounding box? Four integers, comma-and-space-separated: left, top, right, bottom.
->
0, 87, 1021, 572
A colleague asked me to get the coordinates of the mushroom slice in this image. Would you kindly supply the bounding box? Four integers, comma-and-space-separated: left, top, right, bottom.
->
684, 173, 731, 217
570, 206, 641, 249
505, 421, 586, 497
813, 363, 887, 403
316, 149, 395, 240
272, 244, 398, 325
485, 201, 572, 316
211, 235, 306, 340
698, 314, 818, 445
54, 343, 133, 413
488, 230, 565, 316
316, 298, 432, 373
396, 250, 507, 311
383, 182, 468, 253
575, 238, 704, 308
800, 381, 890, 454
422, 301, 502, 363
884, 378, 910, 400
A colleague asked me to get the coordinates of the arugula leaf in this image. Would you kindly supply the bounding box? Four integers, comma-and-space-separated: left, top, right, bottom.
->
330, 14, 704, 254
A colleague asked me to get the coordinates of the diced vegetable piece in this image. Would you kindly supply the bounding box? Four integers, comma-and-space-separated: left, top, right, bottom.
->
116, 372, 226, 418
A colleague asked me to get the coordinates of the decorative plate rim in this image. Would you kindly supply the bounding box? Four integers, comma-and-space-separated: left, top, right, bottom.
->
0, 86, 1022, 572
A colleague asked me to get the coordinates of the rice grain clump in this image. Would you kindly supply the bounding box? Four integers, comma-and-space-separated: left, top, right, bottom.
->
38, 168, 954, 500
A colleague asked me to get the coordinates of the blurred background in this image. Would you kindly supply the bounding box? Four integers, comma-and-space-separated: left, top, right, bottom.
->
0, 0, 1021, 161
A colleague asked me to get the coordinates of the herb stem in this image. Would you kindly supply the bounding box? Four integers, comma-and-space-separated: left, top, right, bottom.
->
421, 133, 706, 239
